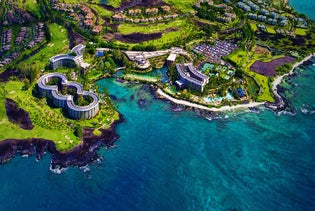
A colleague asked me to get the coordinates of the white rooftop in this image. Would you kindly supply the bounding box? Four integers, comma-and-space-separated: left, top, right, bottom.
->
167, 53, 177, 62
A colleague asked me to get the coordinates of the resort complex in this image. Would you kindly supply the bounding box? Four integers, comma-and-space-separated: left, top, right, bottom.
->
0, 0, 314, 170
176, 63, 209, 92
50, 44, 90, 70
37, 73, 99, 119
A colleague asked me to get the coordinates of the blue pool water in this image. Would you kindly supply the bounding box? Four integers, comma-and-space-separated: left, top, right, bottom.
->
201, 63, 215, 72
203, 91, 233, 102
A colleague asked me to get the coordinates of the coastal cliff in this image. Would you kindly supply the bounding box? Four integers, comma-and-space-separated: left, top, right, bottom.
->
0, 117, 123, 169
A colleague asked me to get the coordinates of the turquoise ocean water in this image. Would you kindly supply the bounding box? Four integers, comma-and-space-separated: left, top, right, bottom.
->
289, 0, 315, 20
0, 62, 314, 210
0, 3, 315, 210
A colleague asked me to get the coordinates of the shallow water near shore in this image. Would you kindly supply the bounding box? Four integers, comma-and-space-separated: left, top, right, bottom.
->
0, 60, 314, 210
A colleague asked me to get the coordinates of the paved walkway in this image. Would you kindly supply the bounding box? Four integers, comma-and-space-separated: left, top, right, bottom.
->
156, 89, 264, 112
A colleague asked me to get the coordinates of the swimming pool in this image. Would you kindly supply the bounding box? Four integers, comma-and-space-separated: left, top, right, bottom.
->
201, 63, 215, 72
203, 92, 233, 102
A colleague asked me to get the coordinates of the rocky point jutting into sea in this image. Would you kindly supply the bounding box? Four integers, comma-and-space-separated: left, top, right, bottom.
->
0, 97, 124, 169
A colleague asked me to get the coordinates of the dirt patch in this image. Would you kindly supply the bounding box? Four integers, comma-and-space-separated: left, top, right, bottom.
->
115, 32, 162, 43
250, 56, 295, 77
104, 32, 116, 40
163, 27, 178, 33
5, 98, 34, 130
253, 45, 270, 55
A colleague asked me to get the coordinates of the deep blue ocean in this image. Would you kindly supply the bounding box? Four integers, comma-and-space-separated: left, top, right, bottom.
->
0, 3, 315, 210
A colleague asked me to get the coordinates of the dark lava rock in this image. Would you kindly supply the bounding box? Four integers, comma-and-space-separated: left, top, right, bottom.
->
137, 98, 150, 109
0, 69, 19, 82
130, 94, 135, 101
109, 94, 118, 101
115, 32, 162, 43
110, 94, 126, 103
170, 103, 185, 112
119, 0, 167, 10
5, 98, 34, 130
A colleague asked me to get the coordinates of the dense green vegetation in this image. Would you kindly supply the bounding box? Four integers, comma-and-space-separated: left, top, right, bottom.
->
164, 0, 198, 13
194, 2, 225, 21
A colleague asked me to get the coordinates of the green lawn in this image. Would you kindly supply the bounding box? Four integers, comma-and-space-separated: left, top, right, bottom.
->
227, 50, 249, 66
250, 23, 257, 32
26, 0, 40, 18
296, 28, 308, 36
118, 19, 188, 34
164, 0, 198, 13
19, 23, 69, 71
266, 26, 276, 34
123, 74, 158, 82
64, 0, 121, 8
89, 4, 113, 18
106, 0, 122, 8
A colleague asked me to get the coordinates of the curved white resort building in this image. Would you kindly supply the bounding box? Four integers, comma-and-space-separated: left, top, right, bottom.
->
38, 73, 99, 119
176, 63, 209, 92
49, 44, 90, 70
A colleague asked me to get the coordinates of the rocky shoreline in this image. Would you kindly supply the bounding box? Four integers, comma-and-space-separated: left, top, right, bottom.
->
0, 114, 124, 170
266, 54, 315, 112
113, 56, 314, 119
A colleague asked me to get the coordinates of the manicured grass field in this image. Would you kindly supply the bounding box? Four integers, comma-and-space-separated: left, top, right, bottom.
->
118, 19, 188, 34
16, 0, 40, 18
115, 20, 199, 49
64, 0, 121, 8
250, 23, 257, 32
19, 23, 69, 71
89, 4, 113, 18
106, 0, 122, 8
266, 27, 276, 34
164, 0, 198, 13
295, 28, 308, 36
227, 50, 249, 66
25, 0, 41, 18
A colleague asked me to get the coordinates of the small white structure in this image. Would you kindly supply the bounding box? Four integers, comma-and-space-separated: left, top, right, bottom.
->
167, 53, 177, 67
